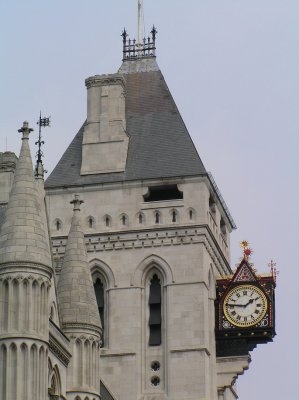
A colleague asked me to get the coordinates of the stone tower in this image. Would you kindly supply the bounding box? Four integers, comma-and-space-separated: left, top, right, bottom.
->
45, 26, 241, 400
0, 122, 53, 400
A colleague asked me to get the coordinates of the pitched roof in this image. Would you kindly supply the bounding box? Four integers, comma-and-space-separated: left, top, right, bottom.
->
45, 60, 206, 189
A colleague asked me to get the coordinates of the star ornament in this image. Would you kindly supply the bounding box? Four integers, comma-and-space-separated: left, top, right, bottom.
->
244, 248, 253, 257
240, 240, 250, 249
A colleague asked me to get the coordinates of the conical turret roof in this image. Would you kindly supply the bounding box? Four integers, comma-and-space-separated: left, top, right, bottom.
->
0, 122, 52, 267
57, 195, 101, 333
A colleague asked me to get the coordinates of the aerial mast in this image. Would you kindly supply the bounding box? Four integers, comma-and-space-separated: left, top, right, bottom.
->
138, 0, 142, 44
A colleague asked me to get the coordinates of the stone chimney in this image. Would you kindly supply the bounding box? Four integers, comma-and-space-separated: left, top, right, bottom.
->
80, 74, 129, 175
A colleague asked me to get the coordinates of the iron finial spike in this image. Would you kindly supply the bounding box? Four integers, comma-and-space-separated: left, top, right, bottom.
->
151, 25, 157, 41
35, 111, 50, 178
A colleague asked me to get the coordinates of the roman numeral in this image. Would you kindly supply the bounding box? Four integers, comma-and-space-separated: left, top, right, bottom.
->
255, 310, 260, 314
236, 293, 240, 298
257, 303, 262, 307
232, 311, 236, 316
243, 290, 247, 295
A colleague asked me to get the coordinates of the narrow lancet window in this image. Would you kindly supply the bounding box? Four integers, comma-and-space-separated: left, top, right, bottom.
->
155, 212, 160, 224
149, 274, 162, 346
94, 279, 105, 347
88, 217, 94, 228
172, 210, 177, 223
56, 220, 61, 231
139, 213, 143, 224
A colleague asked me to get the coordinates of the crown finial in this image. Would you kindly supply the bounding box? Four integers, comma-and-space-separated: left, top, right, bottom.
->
70, 194, 84, 211
18, 121, 33, 140
240, 240, 253, 259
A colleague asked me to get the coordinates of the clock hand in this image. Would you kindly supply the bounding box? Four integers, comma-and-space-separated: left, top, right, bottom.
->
226, 303, 246, 308
244, 297, 259, 307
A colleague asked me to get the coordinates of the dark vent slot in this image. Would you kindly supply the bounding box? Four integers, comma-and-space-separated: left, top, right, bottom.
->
144, 185, 183, 202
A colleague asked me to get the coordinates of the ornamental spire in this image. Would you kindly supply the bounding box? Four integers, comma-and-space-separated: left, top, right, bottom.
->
0, 122, 52, 267
57, 194, 101, 334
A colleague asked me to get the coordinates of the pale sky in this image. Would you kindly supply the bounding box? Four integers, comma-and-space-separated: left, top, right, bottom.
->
1, 1, 298, 399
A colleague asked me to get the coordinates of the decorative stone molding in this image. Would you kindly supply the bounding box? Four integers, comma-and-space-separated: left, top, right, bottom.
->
62, 322, 102, 338
90, 259, 116, 288
217, 355, 251, 389
0, 261, 53, 279
131, 254, 175, 286
170, 346, 211, 356
85, 74, 126, 89
49, 321, 72, 367
0, 272, 51, 287
52, 226, 232, 277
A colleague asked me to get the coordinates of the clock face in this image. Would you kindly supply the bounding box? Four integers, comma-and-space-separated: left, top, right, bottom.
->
223, 285, 267, 328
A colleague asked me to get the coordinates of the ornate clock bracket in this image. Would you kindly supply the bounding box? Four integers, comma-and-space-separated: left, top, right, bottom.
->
215, 241, 276, 357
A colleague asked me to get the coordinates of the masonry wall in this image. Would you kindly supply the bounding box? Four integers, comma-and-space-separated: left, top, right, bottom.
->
46, 177, 232, 400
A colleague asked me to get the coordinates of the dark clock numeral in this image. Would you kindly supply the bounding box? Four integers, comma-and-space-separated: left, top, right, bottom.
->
236, 315, 241, 321
251, 315, 255, 320
255, 310, 260, 314
244, 317, 247, 322
257, 303, 262, 307
236, 293, 240, 298
243, 290, 247, 295
231, 311, 236, 316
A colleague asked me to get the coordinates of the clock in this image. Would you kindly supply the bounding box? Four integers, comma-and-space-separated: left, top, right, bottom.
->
223, 284, 268, 328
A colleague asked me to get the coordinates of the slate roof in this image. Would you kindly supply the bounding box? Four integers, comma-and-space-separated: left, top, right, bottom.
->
45, 60, 206, 189
101, 381, 116, 400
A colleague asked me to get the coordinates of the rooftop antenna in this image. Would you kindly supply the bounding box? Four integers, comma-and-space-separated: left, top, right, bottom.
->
138, 0, 143, 44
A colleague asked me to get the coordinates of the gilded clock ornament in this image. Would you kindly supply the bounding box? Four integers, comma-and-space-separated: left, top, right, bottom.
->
223, 284, 267, 328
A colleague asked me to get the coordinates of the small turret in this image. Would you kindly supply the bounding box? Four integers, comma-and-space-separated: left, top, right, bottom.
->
0, 121, 52, 400
57, 194, 101, 399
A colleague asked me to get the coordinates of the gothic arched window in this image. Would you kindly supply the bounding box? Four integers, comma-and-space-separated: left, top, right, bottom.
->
54, 219, 62, 232
105, 215, 111, 227
149, 274, 162, 346
88, 216, 95, 229
139, 213, 144, 224
171, 210, 178, 223
94, 278, 105, 347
